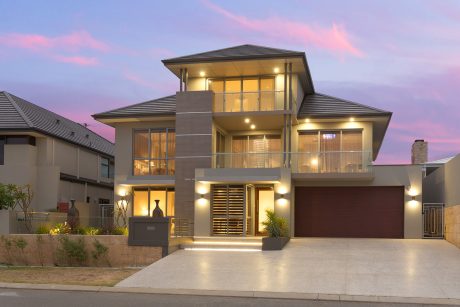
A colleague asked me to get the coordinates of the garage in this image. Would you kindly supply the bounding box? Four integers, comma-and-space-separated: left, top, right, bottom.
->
295, 186, 404, 238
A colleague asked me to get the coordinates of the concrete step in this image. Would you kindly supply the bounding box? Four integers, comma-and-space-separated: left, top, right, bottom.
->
180, 236, 263, 251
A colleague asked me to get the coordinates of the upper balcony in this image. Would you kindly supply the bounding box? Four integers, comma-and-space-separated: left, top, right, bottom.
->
213, 90, 285, 113
212, 151, 373, 178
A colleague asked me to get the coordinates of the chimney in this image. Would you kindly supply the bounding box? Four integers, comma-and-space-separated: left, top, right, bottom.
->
411, 139, 428, 164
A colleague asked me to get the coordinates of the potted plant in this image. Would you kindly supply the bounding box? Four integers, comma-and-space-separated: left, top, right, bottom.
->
261, 209, 290, 250
0, 183, 17, 234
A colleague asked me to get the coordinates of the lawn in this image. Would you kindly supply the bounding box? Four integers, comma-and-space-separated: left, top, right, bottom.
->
0, 266, 140, 287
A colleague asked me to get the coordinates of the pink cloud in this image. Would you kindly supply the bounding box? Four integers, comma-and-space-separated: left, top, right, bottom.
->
202, 0, 363, 57
0, 31, 109, 52
53, 55, 99, 66
124, 71, 177, 93
0, 30, 108, 66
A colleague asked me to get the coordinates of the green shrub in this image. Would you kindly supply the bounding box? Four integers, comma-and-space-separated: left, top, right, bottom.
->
83, 227, 101, 236
57, 236, 87, 266
91, 239, 110, 266
35, 224, 50, 234
262, 209, 288, 238
111, 226, 128, 236
0, 235, 13, 265
50, 223, 71, 235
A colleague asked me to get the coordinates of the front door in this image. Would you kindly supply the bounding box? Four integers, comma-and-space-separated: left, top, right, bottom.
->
211, 184, 245, 236
255, 187, 275, 236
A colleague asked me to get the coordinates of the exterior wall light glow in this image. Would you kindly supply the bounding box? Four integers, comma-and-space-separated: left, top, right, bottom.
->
274, 67, 279, 73
305, 118, 310, 123
349, 117, 355, 122
250, 124, 256, 129
244, 118, 250, 124
200, 71, 205, 77
311, 158, 318, 166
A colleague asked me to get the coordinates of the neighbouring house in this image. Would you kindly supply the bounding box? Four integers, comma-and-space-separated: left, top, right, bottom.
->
0, 91, 114, 228
93, 44, 423, 239
423, 154, 460, 247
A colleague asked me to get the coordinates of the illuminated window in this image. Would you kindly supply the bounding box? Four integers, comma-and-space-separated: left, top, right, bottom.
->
133, 187, 175, 217
133, 128, 175, 176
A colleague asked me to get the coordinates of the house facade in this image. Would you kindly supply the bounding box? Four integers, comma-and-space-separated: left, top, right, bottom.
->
0, 91, 114, 217
94, 45, 422, 239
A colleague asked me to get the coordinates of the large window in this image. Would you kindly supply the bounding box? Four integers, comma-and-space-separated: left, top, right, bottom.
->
133, 187, 175, 217
231, 134, 281, 168
297, 129, 363, 173
209, 77, 277, 112
133, 128, 175, 176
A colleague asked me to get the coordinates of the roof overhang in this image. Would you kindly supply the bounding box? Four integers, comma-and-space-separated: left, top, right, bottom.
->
162, 54, 314, 94
92, 114, 176, 126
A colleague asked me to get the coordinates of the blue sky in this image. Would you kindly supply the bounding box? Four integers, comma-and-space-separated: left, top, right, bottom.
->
1, 0, 460, 163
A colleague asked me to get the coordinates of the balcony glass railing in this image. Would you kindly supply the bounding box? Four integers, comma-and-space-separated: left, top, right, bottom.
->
213, 152, 283, 168
213, 151, 372, 173
213, 91, 285, 112
290, 151, 372, 173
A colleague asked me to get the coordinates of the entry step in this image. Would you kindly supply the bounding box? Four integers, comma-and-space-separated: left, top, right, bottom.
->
180, 236, 263, 251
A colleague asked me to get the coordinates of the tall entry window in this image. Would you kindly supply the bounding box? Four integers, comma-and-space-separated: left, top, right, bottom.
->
133, 187, 175, 217
210, 77, 277, 112
297, 130, 363, 173
133, 128, 175, 176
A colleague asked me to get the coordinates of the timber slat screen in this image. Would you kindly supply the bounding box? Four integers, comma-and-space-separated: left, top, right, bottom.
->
211, 184, 245, 235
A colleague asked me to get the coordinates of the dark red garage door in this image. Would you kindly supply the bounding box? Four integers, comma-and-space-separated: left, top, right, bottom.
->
295, 186, 404, 238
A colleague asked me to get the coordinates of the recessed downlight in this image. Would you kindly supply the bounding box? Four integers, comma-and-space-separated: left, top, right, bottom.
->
200, 71, 205, 77
274, 67, 280, 73
305, 118, 310, 123
244, 118, 250, 124
350, 117, 355, 122
250, 124, 256, 129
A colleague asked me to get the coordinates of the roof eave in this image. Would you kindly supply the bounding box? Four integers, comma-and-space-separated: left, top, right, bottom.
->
161, 52, 306, 65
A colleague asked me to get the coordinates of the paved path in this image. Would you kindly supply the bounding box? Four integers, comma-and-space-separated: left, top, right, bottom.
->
117, 238, 460, 301
0, 288, 452, 307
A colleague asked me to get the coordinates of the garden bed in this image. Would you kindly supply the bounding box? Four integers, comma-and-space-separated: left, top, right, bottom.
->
0, 234, 162, 267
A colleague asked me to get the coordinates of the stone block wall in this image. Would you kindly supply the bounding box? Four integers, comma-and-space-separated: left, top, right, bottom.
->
445, 205, 460, 248
0, 234, 162, 267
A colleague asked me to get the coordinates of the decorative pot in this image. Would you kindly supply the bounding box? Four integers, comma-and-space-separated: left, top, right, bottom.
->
152, 199, 164, 218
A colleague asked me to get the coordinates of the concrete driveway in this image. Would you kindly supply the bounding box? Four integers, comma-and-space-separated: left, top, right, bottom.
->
117, 238, 460, 300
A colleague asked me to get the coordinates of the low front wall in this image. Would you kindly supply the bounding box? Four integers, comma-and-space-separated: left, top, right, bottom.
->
0, 234, 162, 267
445, 205, 460, 248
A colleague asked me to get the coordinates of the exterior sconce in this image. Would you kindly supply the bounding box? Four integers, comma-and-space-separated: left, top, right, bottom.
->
411, 196, 416, 201
200, 194, 205, 199
280, 194, 285, 199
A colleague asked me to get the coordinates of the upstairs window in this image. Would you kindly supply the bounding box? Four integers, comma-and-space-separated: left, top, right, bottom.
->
100, 157, 113, 179
133, 128, 175, 176
209, 77, 277, 112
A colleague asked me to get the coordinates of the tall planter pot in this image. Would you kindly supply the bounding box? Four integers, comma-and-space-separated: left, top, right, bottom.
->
0, 209, 15, 234
262, 237, 290, 251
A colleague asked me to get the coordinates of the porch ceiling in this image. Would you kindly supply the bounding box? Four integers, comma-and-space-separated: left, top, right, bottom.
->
213, 112, 286, 132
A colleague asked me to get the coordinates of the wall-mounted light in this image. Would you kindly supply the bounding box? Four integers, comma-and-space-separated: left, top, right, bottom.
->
406, 185, 418, 197
200, 194, 205, 199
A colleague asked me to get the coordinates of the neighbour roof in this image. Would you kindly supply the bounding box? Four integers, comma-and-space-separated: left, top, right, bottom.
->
162, 44, 305, 64
92, 95, 176, 119
425, 156, 455, 165
298, 93, 392, 118
0, 91, 114, 156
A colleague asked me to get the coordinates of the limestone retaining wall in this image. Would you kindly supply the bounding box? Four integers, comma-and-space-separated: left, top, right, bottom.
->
0, 234, 162, 267
445, 205, 460, 248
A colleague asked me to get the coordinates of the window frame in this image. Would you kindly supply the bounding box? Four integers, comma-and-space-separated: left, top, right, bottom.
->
208, 76, 277, 112
132, 186, 175, 217
297, 129, 363, 153
132, 128, 175, 176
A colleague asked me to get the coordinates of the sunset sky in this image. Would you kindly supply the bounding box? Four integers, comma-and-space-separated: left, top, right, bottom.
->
1, 0, 459, 164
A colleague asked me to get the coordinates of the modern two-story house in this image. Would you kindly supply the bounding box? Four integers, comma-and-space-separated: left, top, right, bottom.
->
94, 45, 422, 239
